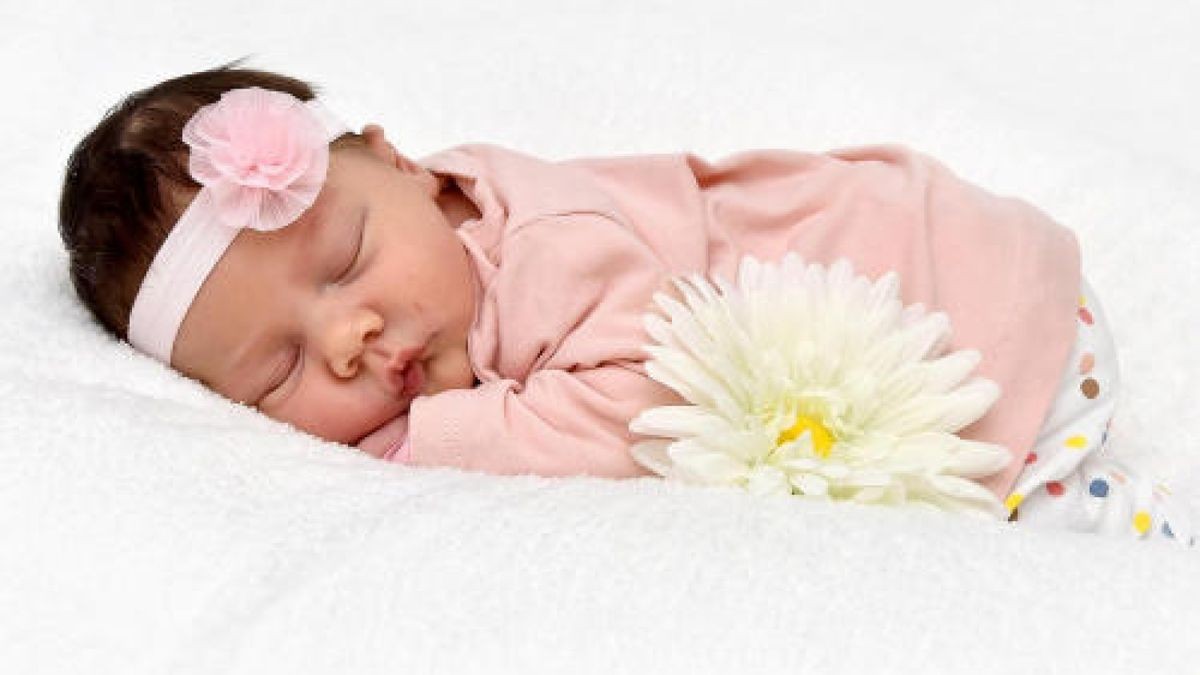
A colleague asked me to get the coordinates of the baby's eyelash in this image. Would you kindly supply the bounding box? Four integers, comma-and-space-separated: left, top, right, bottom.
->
336, 220, 366, 283
265, 346, 301, 399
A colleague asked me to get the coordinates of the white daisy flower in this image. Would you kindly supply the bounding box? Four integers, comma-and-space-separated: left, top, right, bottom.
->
629, 253, 1011, 518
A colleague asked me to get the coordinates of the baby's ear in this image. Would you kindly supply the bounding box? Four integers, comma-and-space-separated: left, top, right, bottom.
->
362, 123, 400, 166
361, 123, 437, 191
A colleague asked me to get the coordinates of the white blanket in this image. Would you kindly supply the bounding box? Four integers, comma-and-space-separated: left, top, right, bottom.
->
2, 1, 1198, 672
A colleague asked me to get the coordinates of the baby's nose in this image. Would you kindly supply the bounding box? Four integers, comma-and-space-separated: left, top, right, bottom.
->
325, 310, 384, 378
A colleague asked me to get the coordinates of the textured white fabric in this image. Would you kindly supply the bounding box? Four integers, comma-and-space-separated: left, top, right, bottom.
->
3, 1, 1200, 673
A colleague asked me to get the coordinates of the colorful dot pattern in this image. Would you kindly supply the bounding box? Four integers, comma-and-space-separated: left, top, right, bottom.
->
1003, 279, 1195, 549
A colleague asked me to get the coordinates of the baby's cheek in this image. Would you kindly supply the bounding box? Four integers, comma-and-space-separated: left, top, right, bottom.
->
428, 346, 477, 393
278, 386, 385, 446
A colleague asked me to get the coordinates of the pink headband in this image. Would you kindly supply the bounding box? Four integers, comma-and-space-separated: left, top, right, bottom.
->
127, 87, 351, 364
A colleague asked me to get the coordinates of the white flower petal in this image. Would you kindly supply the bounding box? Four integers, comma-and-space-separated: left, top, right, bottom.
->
818, 462, 852, 479
746, 464, 791, 496
790, 472, 829, 497
922, 474, 1006, 518
852, 486, 888, 503
642, 313, 677, 350
629, 440, 673, 477
669, 440, 748, 485
845, 471, 895, 488
629, 405, 729, 440
900, 312, 952, 362
934, 378, 1001, 433
943, 440, 1012, 477
737, 255, 764, 291
645, 347, 745, 422
781, 458, 820, 473
867, 395, 949, 436
642, 356, 710, 409
919, 349, 982, 394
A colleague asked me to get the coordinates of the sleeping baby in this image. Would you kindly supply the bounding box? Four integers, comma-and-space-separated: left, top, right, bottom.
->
57, 61, 1194, 547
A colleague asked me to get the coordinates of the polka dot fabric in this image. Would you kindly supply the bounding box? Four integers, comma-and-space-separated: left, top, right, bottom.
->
1005, 277, 1195, 549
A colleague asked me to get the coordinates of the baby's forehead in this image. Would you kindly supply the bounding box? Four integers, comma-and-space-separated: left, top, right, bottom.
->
316, 148, 378, 216
289, 177, 345, 241
284, 180, 358, 257
305, 179, 340, 225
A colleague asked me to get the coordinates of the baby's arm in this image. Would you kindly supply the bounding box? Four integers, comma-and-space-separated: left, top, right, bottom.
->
405, 364, 665, 478
404, 212, 672, 478
389, 432, 413, 463
356, 413, 410, 461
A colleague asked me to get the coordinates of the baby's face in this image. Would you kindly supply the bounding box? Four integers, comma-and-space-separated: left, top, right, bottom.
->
171, 134, 478, 456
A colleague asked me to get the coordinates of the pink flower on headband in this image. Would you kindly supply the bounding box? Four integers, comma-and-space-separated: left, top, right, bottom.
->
182, 87, 331, 232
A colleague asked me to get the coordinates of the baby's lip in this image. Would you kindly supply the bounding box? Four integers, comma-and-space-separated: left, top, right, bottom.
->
382, 344, 425, 400
355, 342, 425, 453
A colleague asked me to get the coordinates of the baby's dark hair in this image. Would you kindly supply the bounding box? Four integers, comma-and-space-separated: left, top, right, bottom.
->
58, 57, 365, 340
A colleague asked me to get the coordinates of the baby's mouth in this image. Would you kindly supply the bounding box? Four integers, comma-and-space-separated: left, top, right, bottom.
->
355, 346, 427, 456
398, 360, 425, 399
383, 344, 427, 400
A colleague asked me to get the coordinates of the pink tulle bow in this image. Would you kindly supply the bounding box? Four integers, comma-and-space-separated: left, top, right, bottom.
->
182, 86, 330, 232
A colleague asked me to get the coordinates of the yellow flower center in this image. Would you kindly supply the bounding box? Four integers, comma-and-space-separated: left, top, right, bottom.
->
778, 414, 836, 458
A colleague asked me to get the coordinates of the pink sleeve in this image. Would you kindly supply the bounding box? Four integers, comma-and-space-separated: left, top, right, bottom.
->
384, 434, 413, 464
405, 212, 675, 478
393, 429, 417, 461
407, 366, 663, 477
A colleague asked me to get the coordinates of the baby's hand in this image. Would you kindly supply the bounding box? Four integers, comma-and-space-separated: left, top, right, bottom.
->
356, 414, 410, 461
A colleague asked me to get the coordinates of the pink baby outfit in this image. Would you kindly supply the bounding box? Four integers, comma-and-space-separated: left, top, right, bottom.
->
397, 143, 1081, 501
